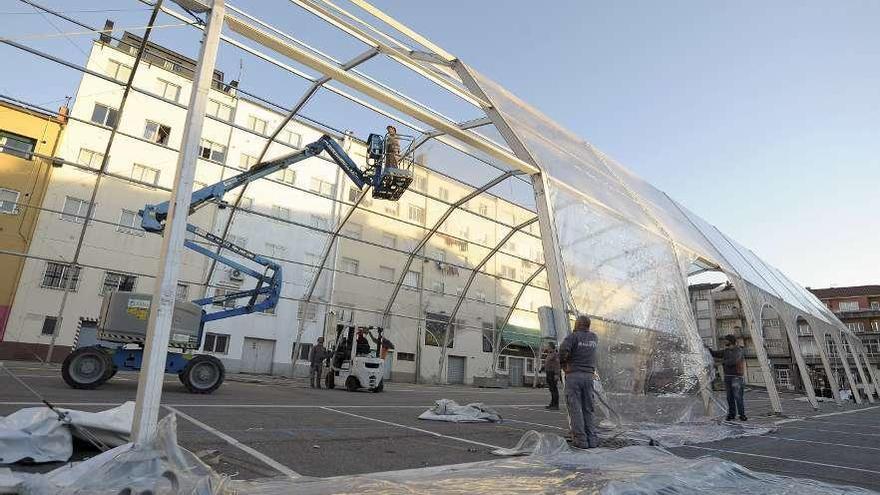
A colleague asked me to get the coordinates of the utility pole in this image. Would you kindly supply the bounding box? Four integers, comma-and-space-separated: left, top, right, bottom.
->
131, 0, 225, 446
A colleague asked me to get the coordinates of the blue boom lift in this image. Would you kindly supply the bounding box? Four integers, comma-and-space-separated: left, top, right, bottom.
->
61, 132, 412, 393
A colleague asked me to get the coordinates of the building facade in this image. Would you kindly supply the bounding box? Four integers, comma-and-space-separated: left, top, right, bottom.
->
810, 285, 880, 371
0, 32, 549, 385
0, 101, 65, 356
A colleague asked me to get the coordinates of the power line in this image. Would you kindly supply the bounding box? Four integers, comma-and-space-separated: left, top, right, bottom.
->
1, 22, 192, 43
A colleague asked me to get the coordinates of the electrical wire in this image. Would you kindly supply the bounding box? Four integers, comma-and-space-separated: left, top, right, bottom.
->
0, 22, 193, 43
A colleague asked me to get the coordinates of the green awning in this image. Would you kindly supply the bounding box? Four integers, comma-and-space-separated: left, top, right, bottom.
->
499, 322, 542, 348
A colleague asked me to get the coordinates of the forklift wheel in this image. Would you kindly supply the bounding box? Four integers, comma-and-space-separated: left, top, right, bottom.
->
345, 376, 359, 392
372, 380, 384, 393
325, 372, 335, 389
62, 347, 111, 389
179, 354, 225, 394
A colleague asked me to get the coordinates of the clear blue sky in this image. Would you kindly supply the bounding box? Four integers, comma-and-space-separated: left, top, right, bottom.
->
2, 1, 877, 288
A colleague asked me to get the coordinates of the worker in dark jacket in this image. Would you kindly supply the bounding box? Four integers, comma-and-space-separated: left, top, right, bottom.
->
559, 315, 599, 449
309, 337, 327, 389
355, 328, 371, 356
540, 341, 561, 410
708, 334, 747, 421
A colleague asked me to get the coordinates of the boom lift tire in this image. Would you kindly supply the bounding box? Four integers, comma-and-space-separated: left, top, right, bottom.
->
372, 380, 384, 393
345, 375, 360, 392
62, 347, 112, 389
179, 354, 225, 394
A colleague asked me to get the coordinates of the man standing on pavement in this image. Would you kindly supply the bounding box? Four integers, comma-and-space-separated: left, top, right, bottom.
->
309, 336, 327, 389
708, 334, 747, 421
540, 341, 561, 410
559, 315, 599, 449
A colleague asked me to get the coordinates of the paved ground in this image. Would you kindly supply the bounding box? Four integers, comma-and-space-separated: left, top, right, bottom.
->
2, 361, 879, 491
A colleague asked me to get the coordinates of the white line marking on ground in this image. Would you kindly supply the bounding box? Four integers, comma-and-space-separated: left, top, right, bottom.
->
801, 419, 880, 429
163, 405, 300, 479
504, 418, 565, 430
780, 425, 880, 437
763, 435, 880, 452
813, 405, 880, 418
677, 445, 880, 475
0, 401, 123, 407
321, 406, 503, 449
0, 402, 549, 409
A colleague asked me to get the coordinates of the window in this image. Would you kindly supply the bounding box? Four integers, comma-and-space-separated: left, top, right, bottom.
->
257, 293, 276, 315
238, 196, 253, 210
310, 215, 328, 230
379, 265, 395, 281
348, 186, 361, 202
839, 300, 860, 312
475, 290, 486, 302
206, 99, 233, 121
41, 316, 58, 336
526, 358, 535, 374
310, 178, 336, 198
162, 59, 175, 71
384, 202, 399, 216
497, 355, 506, 371
176, 283, 189, 300
871, 301, 880, 310
41, 262, 81, 290
212, 286, 238, 308
106, 59, 132, 81
0, 188, 20, 214
239, 153, 258, 170
199, 139, 227, 163
117, 209, 143, 236
61, 196, 92, 223
156, 79, 181, 102
343, 222, 362, 240
0, 130, 37, 159
695, 300, 710, 312
425, 313, 454, 348
397, 352, 415, 362
143, 121, 171, 145
414, 174, 427, 191
265, 242, 286, 258
77, 148, 104, 169
296, 343, 313, 361
297, 302, 317, 321
499, 265, 517, 280
408, 204, 425, 223
404, 270, 420, 288
431, 280, 445, 294
90, 103, 118, 127
202, 332, 229, 354
872, 321, 880, 332
247, 115, 268, 134
131, 163, 160, 185
341, 257, 359, 275
438, 187, 449, 202
102, 271, 137, 295
278, 168, 296, 185
847, 322, 865, 333
478, 203, 488, 216
482, 323, 494, 352
279, 129, 302, 147
380, 233, 397, 249
697, 318, 711, 331
271, 204, 291, 222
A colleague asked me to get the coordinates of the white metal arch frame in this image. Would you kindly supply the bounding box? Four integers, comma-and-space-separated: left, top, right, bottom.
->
757, 301, 819, 409
490, 264, 547, 376
794, 314, 842, 404
435, 217, 538, 384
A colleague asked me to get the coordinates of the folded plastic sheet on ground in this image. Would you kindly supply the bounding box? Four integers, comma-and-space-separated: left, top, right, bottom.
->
418, 399, 502, 423
232, 431, 874, 494
15, 413, 226, 495
614, 420, 775, 447
0, 402, 133, 464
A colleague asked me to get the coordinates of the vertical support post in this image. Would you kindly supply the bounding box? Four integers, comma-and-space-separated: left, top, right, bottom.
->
809, 324, 842, 404
830, 329, 862, 404
783, 317, 818, 409
131, 0, 225, 446
734, 286, 784, 415
847, 335, 875, 403
531, 174, 573, 342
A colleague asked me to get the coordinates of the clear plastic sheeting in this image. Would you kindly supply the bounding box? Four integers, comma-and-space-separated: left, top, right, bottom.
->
231, 432, 874, 495
0, 402, 133, 464
615, 421, 775, 448
15, 414, 225, 495
418, 399, 502, 423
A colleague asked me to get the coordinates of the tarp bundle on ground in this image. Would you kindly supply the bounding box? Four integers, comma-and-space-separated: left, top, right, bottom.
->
418, 399, 502, 423
0, 402, 133, 464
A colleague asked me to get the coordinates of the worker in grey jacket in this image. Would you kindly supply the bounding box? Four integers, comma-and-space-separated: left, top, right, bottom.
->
309, 337, 327, 389
559, 315, 599, 449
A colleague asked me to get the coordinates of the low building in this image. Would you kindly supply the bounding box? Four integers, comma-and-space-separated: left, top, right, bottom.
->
809, 285, 880, 371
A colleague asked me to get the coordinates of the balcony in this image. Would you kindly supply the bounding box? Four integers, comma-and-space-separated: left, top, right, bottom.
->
716, 308, 741, 319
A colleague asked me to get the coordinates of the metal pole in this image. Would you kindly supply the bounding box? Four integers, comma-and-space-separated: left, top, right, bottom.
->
44, 1, 165, 364
131, 0, 225, 446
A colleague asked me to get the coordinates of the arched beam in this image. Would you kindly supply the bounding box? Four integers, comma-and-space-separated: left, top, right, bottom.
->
769, 307, 819, 409
798, 316, 842, 404
436, 217, 538, 383
380, 169, 524, 328
846, 334, 875, 403
828, 327, 863, 404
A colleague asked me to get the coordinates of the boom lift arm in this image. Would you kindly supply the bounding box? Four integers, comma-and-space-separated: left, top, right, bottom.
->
139, 133, 411, 322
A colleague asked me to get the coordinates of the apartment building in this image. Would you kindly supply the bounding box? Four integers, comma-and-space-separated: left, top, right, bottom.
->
1, 32, 550, 385
810, 285, 880, 370
0, 100, 65, 356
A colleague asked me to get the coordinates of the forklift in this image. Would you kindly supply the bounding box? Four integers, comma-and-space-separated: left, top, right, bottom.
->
325, 324, 387, 392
